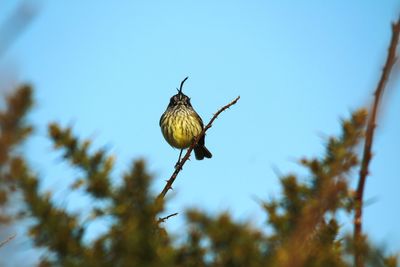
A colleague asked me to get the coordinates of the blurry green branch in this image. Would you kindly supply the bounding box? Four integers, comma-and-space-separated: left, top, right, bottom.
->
354, 16, 400, 267
263, 110, 368, 267
48, 124, 114, 199
0, 85, 33, 166
42, 125, 172, 265
11, 156, 86, 262
0, 85, 33, 251
158, 95, 240, 199
178, 210, 267, 267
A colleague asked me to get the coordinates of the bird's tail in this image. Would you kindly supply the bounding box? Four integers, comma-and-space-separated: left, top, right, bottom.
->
194, 144, 212, 160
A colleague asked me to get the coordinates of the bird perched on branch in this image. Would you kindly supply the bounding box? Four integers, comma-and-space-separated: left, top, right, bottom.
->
160, 77, 212, 166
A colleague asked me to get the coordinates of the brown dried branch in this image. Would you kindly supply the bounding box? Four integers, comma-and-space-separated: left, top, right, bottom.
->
157, 212, 178, 224
0, 233, 16, 249
158, 96, 240, 199
354, 17, 400, 267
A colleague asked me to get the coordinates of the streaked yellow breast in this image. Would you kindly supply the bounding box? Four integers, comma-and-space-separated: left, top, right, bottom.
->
161, 112, 202, 149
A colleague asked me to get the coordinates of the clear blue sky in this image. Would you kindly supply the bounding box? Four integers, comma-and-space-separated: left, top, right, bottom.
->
1, 0, 400, 262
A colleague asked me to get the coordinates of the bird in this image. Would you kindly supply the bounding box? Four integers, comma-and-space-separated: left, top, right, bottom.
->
159, 77, 212, 167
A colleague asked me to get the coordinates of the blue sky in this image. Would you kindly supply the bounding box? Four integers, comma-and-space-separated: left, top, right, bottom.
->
1, 0, 400, 262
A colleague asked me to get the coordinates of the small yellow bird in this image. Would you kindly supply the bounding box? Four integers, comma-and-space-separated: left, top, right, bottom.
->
159, 77, 212, 165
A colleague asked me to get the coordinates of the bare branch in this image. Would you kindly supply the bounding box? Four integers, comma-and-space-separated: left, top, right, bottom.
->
157, 212, 178, 224
354, 16, 400, 267
158, 96, 240, 199
0, 233, 16, 249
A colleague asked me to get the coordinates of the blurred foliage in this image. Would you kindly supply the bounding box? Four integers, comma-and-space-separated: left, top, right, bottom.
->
0, 85, 33, 224
0, 86, 398, 266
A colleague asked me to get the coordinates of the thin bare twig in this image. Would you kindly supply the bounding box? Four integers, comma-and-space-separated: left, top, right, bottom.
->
354, 17, 400, 267
0, 233, 16, 249
158, 96, 240, 199
157, 212, 178, 224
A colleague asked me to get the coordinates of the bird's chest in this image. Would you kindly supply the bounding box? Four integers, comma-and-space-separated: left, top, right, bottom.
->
172, 116, 201, 146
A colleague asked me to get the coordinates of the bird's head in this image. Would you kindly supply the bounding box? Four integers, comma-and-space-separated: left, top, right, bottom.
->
168, 77, 192, 108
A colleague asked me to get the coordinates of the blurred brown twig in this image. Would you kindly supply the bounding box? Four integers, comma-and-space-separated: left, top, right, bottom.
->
157, 212, 178, 224
0, 233, 16, 249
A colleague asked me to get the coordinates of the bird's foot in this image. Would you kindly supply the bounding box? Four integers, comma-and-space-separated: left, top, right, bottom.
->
174, 161, 183, 170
